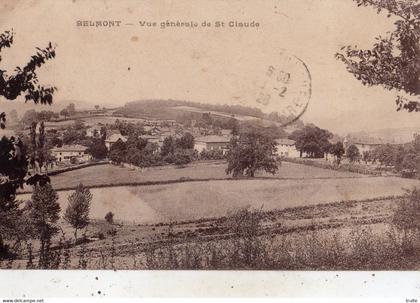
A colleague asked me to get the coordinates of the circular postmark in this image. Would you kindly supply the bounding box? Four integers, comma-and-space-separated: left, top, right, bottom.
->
254, 50, 311, 126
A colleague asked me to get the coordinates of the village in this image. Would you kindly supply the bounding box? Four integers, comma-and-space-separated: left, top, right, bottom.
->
1, 0, 420, 275
34, 104, 411, 176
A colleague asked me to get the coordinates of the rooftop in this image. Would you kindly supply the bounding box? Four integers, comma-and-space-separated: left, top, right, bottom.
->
345, 136, 403, 145
141, 135, 160, 140
105, 133, 128, 142
52, 145, 87, 152
195, 135, 231, 143
276, 138, 296, 146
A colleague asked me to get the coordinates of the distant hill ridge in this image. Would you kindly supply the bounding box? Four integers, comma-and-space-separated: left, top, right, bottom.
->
121, 99, 266, 119
348, 127, 420, 144
116, 99, 302, 127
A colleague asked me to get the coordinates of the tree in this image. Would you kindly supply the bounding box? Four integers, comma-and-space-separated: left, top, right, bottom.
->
226, 116, 240, 135
175, 132, 195, 149
66, 103, 76, 116
331, 142, 345, 164
0, 30, 56, 259
372, 144, 396, 167
64, 183, 92, 242
27, 183, 61, 267
60, 109, 69, 118
21, 109, 38, 125
37, 110, 57, 122
0, 30, 56, 129
289, 126, 333, 158
87, 138, 107, 160
0, 136, 29, 255
161, 136, 176, 157
201, 112, 213, 126
336, 0, 419, 111
392, 188, 420, 240
105, 211, 114, 224
100, 126, 107, 140
226, 131, 279, 177
346, 144, 361, 163
0, 136, 28, 205
62, 121, 87, 145
401, 152, 419, 173
362, 150, 371, 164
37, 121, 48, 171
108, 139, 127, 163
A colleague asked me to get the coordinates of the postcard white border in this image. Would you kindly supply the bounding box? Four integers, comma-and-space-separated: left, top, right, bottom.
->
0, 270, 418, 298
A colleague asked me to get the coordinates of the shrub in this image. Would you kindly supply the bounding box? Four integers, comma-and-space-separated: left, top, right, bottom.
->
105, 211, 114, 224
199, 149, 225, 160
173, 149, 195, 166
392, 188, 420, 246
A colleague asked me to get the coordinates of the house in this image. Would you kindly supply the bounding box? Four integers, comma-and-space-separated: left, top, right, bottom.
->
143, 126, 161, 135
105, 133, 128, 149
352, 142, 382, 154
86, 124, 103, 137
194, 135, 231, 154
220, 129, 232, 137
140, 135, 161, 145
275, 138, 300, 158
52, 145, 90, 164
343, 137, 383, 154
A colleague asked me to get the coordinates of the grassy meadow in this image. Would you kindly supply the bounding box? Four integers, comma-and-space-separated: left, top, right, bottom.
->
10, 161, 420, 269
45, 161, 366, 191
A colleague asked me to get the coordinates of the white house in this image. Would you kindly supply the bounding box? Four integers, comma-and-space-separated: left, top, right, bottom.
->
275, 138, 300, 158
194, 135, 231, 154
220, 129, 232, 137
343, 136, 383, 154
86, 125, 103, 137
52, 145, 90, 164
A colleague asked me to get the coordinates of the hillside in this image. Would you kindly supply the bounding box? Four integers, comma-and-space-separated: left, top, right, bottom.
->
114, 99, 304, 128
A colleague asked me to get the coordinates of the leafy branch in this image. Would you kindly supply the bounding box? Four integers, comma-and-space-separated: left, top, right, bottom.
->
0, 30, 57, 128
336, 0, 420, 111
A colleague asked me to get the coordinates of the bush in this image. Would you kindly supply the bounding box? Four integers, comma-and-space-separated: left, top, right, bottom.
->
200, 149, 225, 160
105, 211, 114, 224
284, 157, 381, 176
392, 188, 420, 237
173, 149, 195, 166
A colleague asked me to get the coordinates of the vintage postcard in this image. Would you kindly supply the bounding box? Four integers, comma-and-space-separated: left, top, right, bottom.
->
0, 0, 419, 299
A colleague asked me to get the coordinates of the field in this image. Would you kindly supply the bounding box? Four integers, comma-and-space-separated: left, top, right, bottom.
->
44, 115, 146, 128
12, 161, 420, 269
43, 161, 366, 191
19, 161, 420, 225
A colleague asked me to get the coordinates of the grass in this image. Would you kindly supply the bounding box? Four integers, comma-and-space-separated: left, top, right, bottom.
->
18, 178, 420, 225
44, 161, 366, 191
8, 159, 420, 270
17, 161, 420, 224
5, 205, 420, 270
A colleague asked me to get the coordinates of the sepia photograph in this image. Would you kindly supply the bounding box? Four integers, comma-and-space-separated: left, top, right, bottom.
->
0, 0, 419, 281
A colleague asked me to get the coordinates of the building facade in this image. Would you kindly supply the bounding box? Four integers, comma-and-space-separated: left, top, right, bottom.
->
276, 138, 300, 158
105, 133, 128, 150
194, 135, 231, 154
52, 145, 90, 163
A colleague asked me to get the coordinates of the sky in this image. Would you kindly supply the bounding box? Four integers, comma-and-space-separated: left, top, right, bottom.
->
0, 0, 419, 134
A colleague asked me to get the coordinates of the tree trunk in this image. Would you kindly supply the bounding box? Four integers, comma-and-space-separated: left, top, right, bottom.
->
39, 238, 45, 268
74, 228, 78, 243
